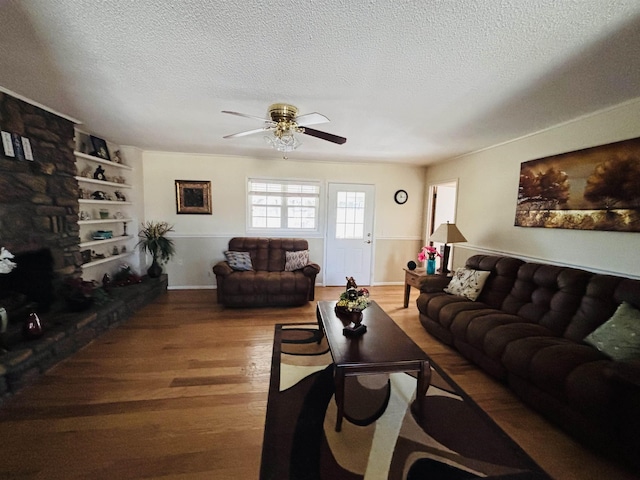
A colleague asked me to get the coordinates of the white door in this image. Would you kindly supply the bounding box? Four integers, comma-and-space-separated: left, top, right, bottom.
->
325, 183, 375, 286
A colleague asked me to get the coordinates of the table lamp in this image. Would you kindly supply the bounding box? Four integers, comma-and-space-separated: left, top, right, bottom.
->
429, 222, 467, 274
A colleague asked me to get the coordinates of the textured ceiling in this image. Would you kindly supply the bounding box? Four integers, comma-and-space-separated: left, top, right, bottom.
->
1, 0, 640, 165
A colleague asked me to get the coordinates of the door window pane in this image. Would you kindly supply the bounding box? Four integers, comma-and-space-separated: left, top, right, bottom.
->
335, 191, 366, 239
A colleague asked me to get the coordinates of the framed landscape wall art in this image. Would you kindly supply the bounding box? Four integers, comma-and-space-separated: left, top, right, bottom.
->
515, 136, 640, 232
175, 180, 212, 214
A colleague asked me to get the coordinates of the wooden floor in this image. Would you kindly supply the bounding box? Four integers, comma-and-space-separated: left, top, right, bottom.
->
0, 286, 637, 480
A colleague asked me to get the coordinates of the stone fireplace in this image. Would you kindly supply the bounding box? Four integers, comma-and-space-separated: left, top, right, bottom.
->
0, 90, 167, 402
0, 91, 81, 281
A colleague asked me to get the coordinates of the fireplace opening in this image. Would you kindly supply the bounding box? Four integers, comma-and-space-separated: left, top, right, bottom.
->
0, 248, 55, 313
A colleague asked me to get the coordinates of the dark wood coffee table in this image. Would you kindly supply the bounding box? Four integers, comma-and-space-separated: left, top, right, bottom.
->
316, 300, 431, 432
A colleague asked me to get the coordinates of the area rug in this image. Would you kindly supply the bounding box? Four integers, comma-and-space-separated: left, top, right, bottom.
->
260, 324, 551, 480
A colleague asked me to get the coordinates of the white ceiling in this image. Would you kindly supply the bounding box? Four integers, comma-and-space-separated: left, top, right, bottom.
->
1, 0, 640, 165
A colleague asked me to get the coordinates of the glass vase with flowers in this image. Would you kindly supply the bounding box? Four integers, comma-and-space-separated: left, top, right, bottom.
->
418, 245, 441, 275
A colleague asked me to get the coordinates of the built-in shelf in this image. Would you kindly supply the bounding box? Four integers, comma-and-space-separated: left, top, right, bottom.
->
75, 130, 137, 282
78, 218, 133, 225
81, 251, 134, 268
74, 151, 133, 170
75, 176, 132, 189
78, 199, 132, 206
79, 235, 134, 248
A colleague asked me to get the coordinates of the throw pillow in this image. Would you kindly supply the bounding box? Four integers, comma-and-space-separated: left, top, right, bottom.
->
224, 251, 253, 271
584, 302, 640, 361
444, 267, 491, 301
285, 250, 309, 271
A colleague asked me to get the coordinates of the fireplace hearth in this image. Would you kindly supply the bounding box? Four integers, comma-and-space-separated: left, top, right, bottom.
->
0, 274, 167, 403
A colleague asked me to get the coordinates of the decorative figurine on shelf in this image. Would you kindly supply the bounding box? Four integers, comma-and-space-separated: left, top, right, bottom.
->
102, 273, 112, 292
81, 165, 93, 178
93, 165, 106, 181
112, 150, 122, 164
115, 190, 126, 201
91, 190, 107, 200
112, 246, 119, 255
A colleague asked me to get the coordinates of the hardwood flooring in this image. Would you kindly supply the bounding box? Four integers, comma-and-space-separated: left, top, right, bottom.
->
0, 287, 637, 479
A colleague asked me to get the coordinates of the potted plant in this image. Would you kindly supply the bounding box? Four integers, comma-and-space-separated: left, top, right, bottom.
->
136, 221, 176, 278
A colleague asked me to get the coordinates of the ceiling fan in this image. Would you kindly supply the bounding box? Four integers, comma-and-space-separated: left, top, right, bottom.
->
222, 103, 347, 154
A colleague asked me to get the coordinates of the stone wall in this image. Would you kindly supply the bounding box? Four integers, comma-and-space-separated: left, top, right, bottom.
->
0, 91, 80, 279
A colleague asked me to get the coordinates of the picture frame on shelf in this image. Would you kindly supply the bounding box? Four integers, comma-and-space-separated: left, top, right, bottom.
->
1, 131, 14, 157
11, 133, 25, 160
175, 180, 212, 214
90, 135, 110, 160
21, 137, 34, 161
80, 249, 92, 264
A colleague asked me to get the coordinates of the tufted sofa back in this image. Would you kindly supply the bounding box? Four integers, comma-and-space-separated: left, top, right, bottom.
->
228, 237, 309, 272
564, 274, 640, 342
501, 263, 592, 336
466, 255, 640, 340
465, 255, 524, 309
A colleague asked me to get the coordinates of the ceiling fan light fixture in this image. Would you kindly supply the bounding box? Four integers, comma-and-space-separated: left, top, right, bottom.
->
264, 130, 301, 152
264, 115, 303, 152
222, 102, 345, 153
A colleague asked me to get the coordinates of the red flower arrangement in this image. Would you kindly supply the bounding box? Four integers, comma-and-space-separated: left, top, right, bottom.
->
418, 245, 441, 262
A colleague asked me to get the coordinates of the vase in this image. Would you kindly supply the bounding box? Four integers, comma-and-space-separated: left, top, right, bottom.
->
23, 312, 43, 339
147, 257, 163, 278
426, 257, 436, 275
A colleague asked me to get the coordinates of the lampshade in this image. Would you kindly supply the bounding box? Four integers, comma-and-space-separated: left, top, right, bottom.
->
429, 222, 467, 244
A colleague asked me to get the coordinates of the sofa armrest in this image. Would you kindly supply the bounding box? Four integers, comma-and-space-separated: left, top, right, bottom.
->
213, 261, 234, 277
303, 262, 321, 277
419, 275, 451, 293
604, 359, 640, 390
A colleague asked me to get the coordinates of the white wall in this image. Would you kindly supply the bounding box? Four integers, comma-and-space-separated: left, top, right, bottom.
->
425, 98, 640, 278
139, 152, 426, 288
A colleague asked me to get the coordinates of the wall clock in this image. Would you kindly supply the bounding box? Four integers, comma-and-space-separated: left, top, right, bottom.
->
394, 189, 408, 204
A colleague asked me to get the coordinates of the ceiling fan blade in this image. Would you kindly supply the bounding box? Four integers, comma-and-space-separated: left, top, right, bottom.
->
302, 127, 347, 145
223, 127, 270, 139
221, 110, 273, 123
295, 112, 330, 127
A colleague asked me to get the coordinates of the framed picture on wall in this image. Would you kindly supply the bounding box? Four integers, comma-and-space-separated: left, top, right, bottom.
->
1, 131, 15, 158
90, 135, 110, 160
175, 180, 212, 214
514, 136, 640, 232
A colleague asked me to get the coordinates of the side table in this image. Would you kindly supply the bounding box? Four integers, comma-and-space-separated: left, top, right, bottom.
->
403, 267, 427, 308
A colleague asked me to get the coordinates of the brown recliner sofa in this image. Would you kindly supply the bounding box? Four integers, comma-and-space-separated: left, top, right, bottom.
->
213, 237, 320, 307
416, 254, 640, 471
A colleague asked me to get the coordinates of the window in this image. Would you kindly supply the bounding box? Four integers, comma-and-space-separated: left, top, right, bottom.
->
248, 179, 321, 231
335, 191, 365, 239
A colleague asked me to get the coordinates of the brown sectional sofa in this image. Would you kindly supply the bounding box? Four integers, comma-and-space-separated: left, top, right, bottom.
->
213, 237, 320, 307
416, 254, 640, 471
